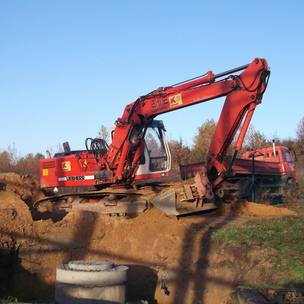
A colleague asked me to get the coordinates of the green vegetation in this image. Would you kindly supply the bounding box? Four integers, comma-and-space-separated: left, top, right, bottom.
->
296, 157, 304, 197
0, 296, 18, 303
212, 211, 304, 288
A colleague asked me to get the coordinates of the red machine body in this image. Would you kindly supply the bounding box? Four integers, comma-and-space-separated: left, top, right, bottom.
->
180, 145, 298, 201
241, 146, 297, 182
40, 152, 97, 188
40, 120, 170, 188
40, 58, 270, 202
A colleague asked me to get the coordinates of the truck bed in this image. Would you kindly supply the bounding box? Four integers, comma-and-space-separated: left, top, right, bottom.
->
180, 158, 283, 180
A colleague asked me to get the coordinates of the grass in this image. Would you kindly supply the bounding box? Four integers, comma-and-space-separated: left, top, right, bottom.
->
212, 209, 304, 288
0, 297, 18, 303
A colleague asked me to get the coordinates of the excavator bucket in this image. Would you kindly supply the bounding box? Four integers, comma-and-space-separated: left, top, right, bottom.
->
151, 185, 218, 216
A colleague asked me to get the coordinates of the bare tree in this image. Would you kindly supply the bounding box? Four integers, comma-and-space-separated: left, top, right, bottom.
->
242, 124, 269, 151
97, 124, 110, 144
296, 116, 304, 152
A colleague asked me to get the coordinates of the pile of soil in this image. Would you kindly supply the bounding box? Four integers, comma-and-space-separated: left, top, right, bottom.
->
0, 173, 296, 303
215, 197, 294, 218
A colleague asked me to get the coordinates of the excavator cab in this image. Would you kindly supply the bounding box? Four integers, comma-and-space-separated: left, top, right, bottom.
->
109, 120, 171, 181
136, 120, 171, 180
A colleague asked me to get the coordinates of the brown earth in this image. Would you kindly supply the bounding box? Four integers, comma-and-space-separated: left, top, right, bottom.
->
0, 173, 295, 303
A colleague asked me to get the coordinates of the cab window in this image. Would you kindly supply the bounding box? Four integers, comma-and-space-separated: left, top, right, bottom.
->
281, 150, 287, 162
284, 150, 293, 163
145, 127, 167, 172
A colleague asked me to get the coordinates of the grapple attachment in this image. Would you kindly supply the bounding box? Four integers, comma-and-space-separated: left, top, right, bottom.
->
151, 183, 218, 216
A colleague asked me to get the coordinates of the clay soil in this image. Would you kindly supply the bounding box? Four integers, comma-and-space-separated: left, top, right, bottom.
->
0, 173, 296, 304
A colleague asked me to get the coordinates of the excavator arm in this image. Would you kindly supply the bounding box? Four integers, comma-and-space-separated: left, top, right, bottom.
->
107, 58, 270, 196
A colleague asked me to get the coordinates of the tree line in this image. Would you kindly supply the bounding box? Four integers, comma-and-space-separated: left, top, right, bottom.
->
0, 144, 44, 180
1, 116, 303, 180
169, 116, 304, 165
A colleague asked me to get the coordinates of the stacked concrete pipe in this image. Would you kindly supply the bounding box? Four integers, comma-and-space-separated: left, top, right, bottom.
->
55, 260, 128, 304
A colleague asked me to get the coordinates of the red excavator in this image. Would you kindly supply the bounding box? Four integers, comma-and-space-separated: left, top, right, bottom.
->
38, 58, 270, 216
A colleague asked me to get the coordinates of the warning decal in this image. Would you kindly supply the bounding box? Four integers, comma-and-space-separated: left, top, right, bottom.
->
169, 94, 183, 107
43, 169, 48, 176
62, 161, 71, 171
79, 159, 88, 168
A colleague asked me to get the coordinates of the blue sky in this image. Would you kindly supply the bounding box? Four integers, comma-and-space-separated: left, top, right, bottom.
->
1, 1, 304, 157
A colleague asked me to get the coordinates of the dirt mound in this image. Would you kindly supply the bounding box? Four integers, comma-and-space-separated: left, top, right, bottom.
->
215, 198, 295, 218
0, 173, 297, 303
0, 173, 46, 207
0, 173, 48, 249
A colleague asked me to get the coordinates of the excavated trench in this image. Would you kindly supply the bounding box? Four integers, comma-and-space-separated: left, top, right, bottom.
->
0, 173, 300, 304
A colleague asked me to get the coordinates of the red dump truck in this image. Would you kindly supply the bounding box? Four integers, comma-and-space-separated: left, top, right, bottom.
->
180, 145, 298, 203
